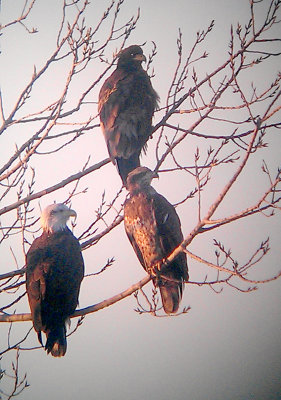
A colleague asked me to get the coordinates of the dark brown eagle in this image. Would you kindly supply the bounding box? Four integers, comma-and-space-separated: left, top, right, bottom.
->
26, 203, 84, 357
124, 167, 189, 314
98, 45, 159, 185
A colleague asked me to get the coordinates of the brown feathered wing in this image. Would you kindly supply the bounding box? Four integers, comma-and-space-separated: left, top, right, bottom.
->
26, 228, 84, 356
124, 190, 188, 314
98, 66, 159, 184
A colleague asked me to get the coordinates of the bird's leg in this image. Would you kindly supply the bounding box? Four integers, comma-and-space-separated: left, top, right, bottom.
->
148, 258, 167, 277
147, 265, 157, 277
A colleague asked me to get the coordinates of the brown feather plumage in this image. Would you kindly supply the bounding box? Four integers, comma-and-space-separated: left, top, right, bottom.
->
124, 167, 188, 314
26, 205, 84, 357
98, 45, 159, 184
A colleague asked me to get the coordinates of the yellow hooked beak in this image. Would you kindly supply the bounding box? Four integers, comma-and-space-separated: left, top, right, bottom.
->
151, 170, 159, 180
67, 209, 77, 218
134, 53, 146, 63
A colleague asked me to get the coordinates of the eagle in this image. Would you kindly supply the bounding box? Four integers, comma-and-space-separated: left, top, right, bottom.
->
98, 45, 159, 185
26, 204, 84, 357
124, 167, 189, 314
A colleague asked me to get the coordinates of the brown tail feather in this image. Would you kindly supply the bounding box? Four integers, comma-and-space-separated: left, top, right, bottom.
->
45, 326, 67, 357
116, 154, 140, 185
159, 283, 182, 314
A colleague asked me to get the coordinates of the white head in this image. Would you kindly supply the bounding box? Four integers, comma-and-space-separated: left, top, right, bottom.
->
40, 203, 77, 233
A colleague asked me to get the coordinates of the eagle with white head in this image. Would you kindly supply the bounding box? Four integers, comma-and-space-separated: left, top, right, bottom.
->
26, 203, 84, 357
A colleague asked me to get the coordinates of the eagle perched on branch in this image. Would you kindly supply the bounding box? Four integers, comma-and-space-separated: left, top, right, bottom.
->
98, 45, 159, 185
124, 167, 189, 314
26, 204, 84, 357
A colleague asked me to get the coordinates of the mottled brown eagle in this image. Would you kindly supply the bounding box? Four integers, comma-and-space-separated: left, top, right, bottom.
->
98, 45, 159, 185
26, 204, 84, 357
124, 167, 189, 314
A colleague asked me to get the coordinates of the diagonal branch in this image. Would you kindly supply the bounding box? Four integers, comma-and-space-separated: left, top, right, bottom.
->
0, 275, 151, 323
0, 158, 110, 216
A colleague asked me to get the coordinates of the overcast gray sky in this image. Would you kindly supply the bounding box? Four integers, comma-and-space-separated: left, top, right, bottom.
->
1, 1, 281, 399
